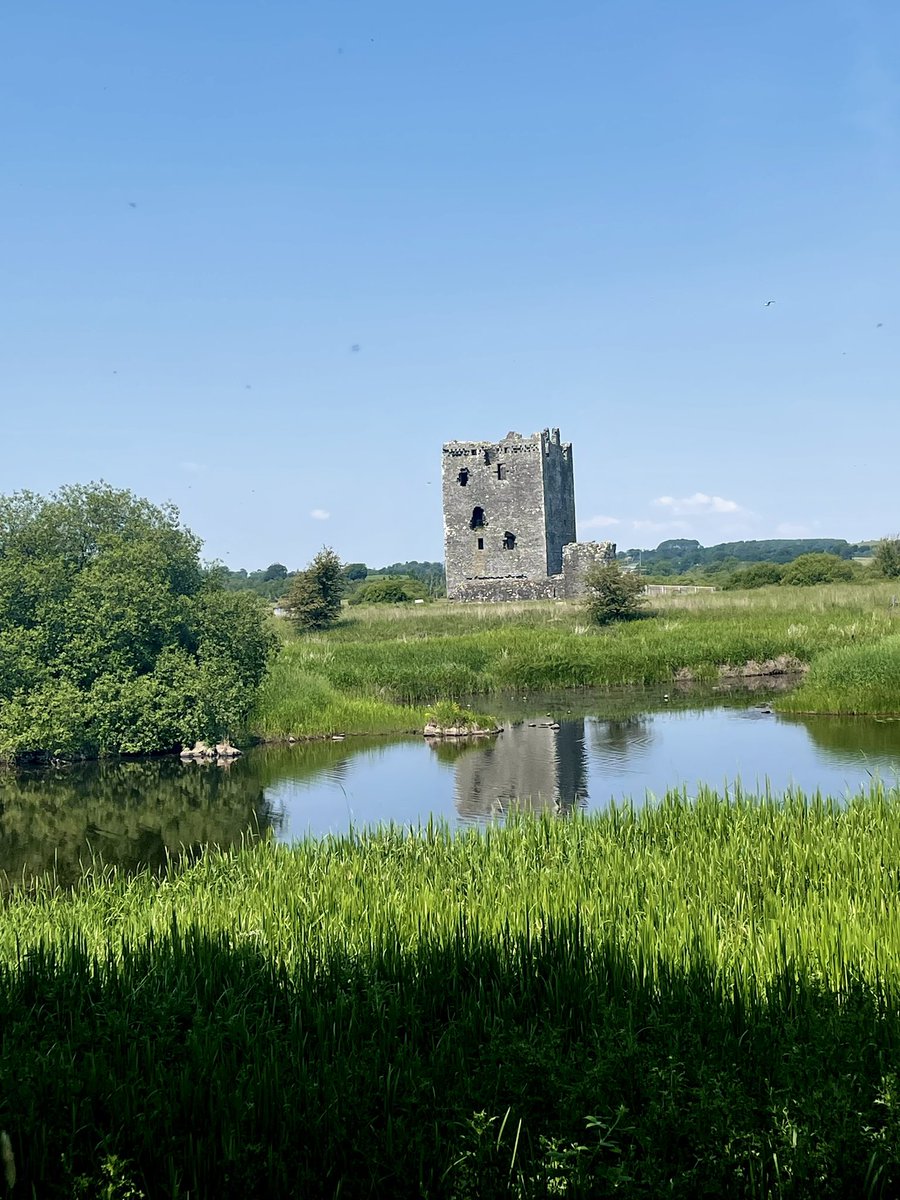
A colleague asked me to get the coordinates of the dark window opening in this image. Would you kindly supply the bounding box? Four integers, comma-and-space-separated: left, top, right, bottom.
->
476, 537, 484, 550
496, 463, 507, 480
503, 531, 517, 550
483, 450, 491, 465
470, 506, 486, 529
457, 469, 469, 486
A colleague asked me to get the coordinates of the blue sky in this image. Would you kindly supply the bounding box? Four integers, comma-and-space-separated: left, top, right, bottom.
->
3, 0, 898, 568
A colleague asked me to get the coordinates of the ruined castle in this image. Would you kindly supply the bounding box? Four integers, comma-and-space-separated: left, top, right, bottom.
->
442, 428, 615, 601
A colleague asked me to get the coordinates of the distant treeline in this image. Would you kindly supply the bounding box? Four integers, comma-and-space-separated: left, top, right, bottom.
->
218, 560, 446, 600
618, 538, 873, 578
218, 540, 878, 600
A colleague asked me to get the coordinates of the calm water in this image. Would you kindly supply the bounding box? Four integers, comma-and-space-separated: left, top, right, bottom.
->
2, 686, 899, 886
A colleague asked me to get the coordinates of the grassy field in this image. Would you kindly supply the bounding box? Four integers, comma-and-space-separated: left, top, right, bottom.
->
250, 582, 900, 737
4, 790, 900, 1196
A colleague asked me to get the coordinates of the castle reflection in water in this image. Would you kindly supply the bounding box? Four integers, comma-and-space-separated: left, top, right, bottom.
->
440, 720, 590, 823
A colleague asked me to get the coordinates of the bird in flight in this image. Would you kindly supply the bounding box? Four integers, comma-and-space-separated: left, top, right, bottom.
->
128, 202, 137, 208
763, 300, 775, 307
350, 344, 360, 353
877, 323, 884, 328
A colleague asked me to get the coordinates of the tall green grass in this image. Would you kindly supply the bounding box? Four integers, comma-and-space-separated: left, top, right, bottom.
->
6, 789, 900, 1195
251, 584, 900, 736
779, 632, 900, 715
252, 653, 429, 738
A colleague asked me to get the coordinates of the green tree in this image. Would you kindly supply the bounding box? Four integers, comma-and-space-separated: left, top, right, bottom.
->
780, 553, 854, 586
874, 537, 900, 579
262, 562, 288, 582
287, 547, 344, 630
342, 562, 368, 581
583, 562, 649, 626
0, 484, 277, 761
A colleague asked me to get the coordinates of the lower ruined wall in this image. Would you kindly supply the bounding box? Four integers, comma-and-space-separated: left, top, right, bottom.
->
451, 540, 616, 602
453, 577, 564, 602
560, 540, 616, 599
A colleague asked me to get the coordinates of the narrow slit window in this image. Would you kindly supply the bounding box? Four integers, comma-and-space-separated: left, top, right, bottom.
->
496, 463, 507, 480
476, 537, 484, 550
457, 469, 469, 487
503, 531, 516, 550
470, 506, 485, 529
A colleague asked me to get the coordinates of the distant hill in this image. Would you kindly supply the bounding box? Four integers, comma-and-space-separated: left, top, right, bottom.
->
618, 538, 873, 577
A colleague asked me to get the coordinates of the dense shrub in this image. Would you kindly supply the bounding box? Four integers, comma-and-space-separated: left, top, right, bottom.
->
723, 562, 785, 589
874, 537, 900, 579
347, 575, 430, 605
780, 553, 854, 586
0, 484, 277, 761
583, 562, 648, 625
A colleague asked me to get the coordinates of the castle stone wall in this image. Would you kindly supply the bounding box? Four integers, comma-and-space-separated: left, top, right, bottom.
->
442, 431, 551, 597
540, 428, 576, 576
442, 428, 615, 601
561, 540, 616, 598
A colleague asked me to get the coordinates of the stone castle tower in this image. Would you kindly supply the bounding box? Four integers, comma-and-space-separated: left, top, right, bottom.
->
442, 428, 615, 601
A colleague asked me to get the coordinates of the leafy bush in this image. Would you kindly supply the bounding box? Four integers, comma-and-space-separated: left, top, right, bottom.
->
347, 575, 430, 605
874, 537, 900, 579
723, 562, 785, 590
780, 553, 854, 586
286, 547, 344, 630
583, 563, 649, 625
0, 484, 277, 761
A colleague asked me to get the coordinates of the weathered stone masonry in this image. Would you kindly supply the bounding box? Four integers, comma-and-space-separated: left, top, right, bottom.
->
442, 428, 615, 601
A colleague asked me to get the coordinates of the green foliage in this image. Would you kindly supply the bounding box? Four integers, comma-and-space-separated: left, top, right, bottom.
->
347, 575, 430, 605
780, 552, 854, 586
6, 792, 900, 1194
874, 536, 900, 579
254, 582, 900, 735
423, 699, 496, 730
366, 559, 446, 595
0, 484, 277, 761
286, 547, 344, 630
261, 562, 288, 582
620, 537, 871, 577
780, 632, 900, 715
584, 562, 649, 625
216, 564, 295, 601
722, 561, 785, 589
341, 561, 368, 581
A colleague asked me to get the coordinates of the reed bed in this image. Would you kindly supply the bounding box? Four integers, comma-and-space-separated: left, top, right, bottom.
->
251, 584, 900, 736
779, 633, 900, 716
4, 788, 900, 1196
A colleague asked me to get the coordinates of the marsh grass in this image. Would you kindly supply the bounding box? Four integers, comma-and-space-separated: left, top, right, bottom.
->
779, 632, 900, 716
252, 584, 900, 736
6, 789, 900, 1195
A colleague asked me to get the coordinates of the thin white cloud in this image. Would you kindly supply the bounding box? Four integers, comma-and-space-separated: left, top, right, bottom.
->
654, 492, 743, 516
582, 514, 620, 529
310, 508, 330, 521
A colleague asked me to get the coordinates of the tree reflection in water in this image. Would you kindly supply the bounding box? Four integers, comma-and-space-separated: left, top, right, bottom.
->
0, 757, 276, 890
